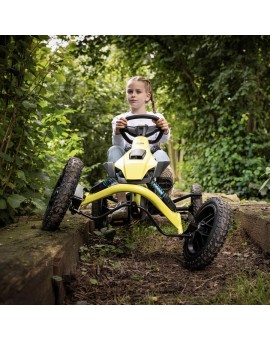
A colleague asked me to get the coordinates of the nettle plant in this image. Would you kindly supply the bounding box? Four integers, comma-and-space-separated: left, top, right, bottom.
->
259, 167, 270, 196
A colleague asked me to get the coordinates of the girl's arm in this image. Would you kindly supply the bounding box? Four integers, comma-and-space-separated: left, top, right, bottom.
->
154, 115, 170, 143
112, 115, 126, 147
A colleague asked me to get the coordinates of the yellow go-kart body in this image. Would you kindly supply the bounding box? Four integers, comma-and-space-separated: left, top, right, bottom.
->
43, 114, 230, 270
114, 136, 158, 180
80, 135, 184, 234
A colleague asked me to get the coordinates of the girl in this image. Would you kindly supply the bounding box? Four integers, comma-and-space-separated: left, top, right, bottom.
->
107, 76, 171, 219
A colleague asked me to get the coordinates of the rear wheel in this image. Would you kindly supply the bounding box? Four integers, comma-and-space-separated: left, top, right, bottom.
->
42, 157, 83, 231
183, 197, 231, 270
91, 199, 109, 230
190, 183, 203, 216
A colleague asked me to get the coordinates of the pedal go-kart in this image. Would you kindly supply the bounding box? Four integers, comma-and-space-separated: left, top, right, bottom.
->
42, 114, 231, 270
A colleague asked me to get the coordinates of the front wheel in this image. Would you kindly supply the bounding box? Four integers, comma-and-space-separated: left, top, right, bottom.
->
183, 197, 231, 270
42, 157, 83, 231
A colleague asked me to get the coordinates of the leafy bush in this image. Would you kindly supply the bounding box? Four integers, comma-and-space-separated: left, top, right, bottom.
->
0, 36, 84, 226
183, 134, 268, 198
259, 167, 270, 197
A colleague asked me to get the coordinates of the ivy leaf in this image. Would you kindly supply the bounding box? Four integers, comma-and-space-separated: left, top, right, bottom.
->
7, 194, 26, 209
46, 130, 54, 139
0, 199, 7, 210
31, 198, 46, 211
69, 149, 83, 157
54, 73, 66, 83
22, 100, 37, 109
259, 179, 270, 194
16, 170, 27, 182
34, 120, 43, 126
0, 151, 13, 162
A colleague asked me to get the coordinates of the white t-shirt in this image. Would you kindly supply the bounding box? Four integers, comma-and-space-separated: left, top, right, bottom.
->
112, 112, 170, 150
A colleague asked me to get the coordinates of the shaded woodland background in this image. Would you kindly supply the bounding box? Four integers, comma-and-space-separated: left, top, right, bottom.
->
1, 35, 270, 226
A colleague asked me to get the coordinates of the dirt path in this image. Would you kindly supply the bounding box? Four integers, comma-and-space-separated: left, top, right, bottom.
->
64, 221, 270, 305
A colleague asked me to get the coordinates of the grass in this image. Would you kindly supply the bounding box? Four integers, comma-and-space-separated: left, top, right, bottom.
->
205, 270, 270, 305
74, 219, 270, 305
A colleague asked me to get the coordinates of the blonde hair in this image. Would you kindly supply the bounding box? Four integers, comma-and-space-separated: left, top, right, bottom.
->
127, 76, 157, 113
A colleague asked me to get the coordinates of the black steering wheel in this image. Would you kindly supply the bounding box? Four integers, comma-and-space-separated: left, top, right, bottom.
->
119, 114, 164, 144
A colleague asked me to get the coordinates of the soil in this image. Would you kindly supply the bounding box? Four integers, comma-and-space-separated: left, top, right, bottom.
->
64, 217, 270, 305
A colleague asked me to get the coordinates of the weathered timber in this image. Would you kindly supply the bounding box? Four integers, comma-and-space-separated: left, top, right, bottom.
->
0, 213, 89, 305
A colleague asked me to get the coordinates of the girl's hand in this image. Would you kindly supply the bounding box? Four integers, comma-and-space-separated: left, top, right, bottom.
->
153, 117, 169, 134
115, 117, 128, 135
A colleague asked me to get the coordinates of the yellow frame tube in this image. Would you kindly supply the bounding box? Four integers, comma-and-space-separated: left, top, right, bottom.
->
80, 184, 183, 234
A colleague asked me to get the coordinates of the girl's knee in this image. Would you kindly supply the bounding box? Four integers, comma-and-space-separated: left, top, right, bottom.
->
107, 146, 125, 162
153, 150, 170, 162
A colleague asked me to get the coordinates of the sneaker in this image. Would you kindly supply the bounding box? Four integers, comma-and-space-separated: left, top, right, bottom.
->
111, 202, 128, 221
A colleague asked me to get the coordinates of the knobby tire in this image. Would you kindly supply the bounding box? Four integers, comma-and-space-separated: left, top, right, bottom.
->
183, 197, 231, 270
42, 157, 83, 231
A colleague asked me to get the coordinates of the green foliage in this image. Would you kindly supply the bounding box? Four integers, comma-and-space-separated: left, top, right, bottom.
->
208, 270, 270, 304
103, 35, 270, 198
0, 36, 83, 226
259, 167, 270, 196
64, 40, 152, 184
2, 35, 270, 226
183, 130, 267, 198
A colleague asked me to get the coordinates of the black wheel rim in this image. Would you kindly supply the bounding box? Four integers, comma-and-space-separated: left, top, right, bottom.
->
187, 205, 216, 255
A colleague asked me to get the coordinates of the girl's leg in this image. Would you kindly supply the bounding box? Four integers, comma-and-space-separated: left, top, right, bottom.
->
153, 149, 170, 162
107, 145, 125, 163
153, 150, 174, 195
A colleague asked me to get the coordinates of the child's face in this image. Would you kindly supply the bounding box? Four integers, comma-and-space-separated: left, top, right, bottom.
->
126, 80, 151, 113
